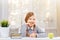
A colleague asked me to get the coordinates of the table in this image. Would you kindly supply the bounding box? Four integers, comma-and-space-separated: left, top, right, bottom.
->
0, 37, 60, 40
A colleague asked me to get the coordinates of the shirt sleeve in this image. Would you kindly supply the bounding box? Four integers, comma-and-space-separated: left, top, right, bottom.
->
36, 27, 47, 38
20, 24, 26, 37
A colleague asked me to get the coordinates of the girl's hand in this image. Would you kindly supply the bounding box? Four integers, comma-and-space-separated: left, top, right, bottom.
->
30, 33, 37, 38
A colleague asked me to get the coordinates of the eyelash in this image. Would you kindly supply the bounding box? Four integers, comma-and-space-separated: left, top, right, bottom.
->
29, 19, 35, 20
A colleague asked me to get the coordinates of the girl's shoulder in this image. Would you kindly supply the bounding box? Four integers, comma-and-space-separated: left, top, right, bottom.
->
35, 25, 45, 32
21, 23, 27, 28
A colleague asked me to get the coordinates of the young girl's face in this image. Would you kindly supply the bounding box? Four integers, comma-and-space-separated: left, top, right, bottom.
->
27, 15, 36, 26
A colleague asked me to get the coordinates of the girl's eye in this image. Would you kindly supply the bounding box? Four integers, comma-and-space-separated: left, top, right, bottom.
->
29, 18, 32, 20
33, 19, 35, 20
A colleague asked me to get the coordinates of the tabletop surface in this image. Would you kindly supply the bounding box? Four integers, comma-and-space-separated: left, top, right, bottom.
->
0, 37, 60, 40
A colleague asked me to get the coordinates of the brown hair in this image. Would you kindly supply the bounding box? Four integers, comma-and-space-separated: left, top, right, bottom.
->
25, 12, 34, 23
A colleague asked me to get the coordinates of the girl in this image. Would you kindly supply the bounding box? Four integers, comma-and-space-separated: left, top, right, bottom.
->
20, 12, 47, 38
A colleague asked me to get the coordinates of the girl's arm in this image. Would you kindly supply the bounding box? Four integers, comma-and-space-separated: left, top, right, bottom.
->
36, 27, 47, 38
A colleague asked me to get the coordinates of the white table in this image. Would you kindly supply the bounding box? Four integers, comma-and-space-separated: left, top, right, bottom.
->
0, 37, 60, 40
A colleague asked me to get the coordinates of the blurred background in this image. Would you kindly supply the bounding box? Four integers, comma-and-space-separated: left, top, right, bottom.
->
0, 0, 60, 37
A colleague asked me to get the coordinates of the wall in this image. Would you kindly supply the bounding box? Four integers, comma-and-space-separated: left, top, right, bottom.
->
57, 0, 60, 36
0, 0, 8, 21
